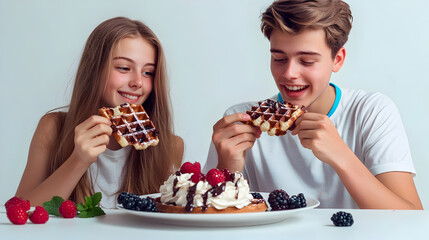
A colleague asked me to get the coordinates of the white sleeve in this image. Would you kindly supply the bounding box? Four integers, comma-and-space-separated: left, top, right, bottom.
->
359, 93, 415, 176
203, 141, 218, 174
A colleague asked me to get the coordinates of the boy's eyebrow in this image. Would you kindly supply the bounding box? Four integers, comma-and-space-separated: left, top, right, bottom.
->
113, 56, 155, 66
270, 49, 321, 56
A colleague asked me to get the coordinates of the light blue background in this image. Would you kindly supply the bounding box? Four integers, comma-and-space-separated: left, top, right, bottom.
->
1, 0, 428, 208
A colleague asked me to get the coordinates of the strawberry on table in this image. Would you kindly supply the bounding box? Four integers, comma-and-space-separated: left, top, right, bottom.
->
59, 200, 77, 218
29, 206, 49, 224
6, 205, 28, 225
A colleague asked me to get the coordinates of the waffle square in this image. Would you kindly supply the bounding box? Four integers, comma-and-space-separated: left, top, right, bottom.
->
243, 99, 305, 136
99, 103, 159, 150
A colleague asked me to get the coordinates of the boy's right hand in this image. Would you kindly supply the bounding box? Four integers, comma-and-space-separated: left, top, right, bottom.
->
212, 113, 261, 172
72, 115, 112, 165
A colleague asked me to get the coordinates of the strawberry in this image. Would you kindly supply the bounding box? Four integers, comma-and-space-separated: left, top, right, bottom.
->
5, 197, 31, 211
206, 168, 226, 186
29, 206, 49, 224
59, 200, 77, 218
6, 205, 28, 225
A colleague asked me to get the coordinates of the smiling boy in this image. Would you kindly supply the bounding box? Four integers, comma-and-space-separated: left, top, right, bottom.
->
204, 0, 422, 209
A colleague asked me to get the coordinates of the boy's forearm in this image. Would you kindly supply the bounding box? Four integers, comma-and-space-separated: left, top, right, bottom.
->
330, 148, 422, 210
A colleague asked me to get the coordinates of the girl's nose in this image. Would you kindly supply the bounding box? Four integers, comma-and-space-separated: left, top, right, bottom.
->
129, 72, 143, 88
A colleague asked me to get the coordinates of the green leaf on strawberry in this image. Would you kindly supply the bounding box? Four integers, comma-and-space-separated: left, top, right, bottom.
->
43, 196, 65, 216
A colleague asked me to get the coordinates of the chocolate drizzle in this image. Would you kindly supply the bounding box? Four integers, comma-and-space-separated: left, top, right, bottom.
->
185, 185, 197, 212
172, 171, 181, 197
201, 182, 227, 212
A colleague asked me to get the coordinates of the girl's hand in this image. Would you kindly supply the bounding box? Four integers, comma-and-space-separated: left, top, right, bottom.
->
291, 112, 348, 165
212, 113, 261, 172
72, 115, 113, 165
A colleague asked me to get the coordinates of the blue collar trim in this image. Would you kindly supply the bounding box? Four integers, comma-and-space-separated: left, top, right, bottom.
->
276, 82, 341, 117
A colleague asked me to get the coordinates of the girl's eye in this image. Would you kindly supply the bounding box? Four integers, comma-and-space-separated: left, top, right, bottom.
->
143, 71, 154, 77
273, 58, 287, 62
116, 66, 130, 72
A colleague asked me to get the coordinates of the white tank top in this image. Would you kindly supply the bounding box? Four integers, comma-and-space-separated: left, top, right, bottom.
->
88, 146, 131, 208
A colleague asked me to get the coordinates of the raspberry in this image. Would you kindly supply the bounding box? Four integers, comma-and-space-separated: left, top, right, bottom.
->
251, 192, 263, 199
287, 193, 307, 209
268, 189, 289, 211
5, 197, 31, 211
6, 205, 28, 225
206, 168, 225, 186
59, 200, 77, 218
29, 206, 49, 224
221, 168, 234, 182
180, 162, 201, 175
331, 211, 354, 227
191, 172, 205, 183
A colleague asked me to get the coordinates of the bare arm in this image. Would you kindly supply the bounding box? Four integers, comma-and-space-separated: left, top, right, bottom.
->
292, 113, 422, 210
16, 113, 112, 206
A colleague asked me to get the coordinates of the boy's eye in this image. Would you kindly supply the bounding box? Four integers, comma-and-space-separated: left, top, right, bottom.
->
301, 60, 315, 66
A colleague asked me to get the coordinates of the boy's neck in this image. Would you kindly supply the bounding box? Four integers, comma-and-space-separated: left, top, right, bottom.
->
307, 84, 336, 115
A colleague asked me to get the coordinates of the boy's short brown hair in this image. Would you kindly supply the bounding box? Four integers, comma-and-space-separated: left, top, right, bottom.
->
261, 0, 353, 57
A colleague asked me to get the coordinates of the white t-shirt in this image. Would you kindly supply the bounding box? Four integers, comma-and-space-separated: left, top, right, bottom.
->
204, 86, 415, 208
88, 146, 131, 208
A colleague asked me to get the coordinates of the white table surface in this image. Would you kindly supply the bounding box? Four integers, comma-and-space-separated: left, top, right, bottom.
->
1, 206, 428, 239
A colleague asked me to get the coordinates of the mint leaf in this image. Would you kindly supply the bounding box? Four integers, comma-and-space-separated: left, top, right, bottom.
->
84, 196, 92, 209
77, 192, 105, 218
43, 196, 65, 216
79, 207, 105, 218
91, 192, 102, 206
76, 203, 87, 212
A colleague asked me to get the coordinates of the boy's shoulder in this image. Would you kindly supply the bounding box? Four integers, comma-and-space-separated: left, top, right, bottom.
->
341, 88, 395, 109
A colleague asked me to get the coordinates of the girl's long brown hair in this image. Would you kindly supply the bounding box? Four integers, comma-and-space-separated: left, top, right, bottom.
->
49, 17, 180, 203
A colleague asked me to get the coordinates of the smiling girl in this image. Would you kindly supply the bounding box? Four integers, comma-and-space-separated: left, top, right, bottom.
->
15, 17, 183, 208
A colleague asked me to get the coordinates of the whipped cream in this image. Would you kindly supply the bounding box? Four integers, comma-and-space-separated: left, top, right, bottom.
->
159, 171, 253, 211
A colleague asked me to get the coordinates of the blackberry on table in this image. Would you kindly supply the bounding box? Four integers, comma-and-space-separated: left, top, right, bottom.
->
331, 211, 354, 227
287, 193, 307, 209
251, 192, 263, 199
268, 189, 289, 211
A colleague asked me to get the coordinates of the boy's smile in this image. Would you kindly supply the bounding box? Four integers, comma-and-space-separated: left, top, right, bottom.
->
270, 28, 345, 114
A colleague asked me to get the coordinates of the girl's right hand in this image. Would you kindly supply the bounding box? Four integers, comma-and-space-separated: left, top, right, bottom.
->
72, 115, 112, 165
212, 113, 261, 172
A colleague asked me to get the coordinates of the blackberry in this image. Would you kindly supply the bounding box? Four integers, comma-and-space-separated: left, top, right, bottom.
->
268, 189, 289, 211
287, 193, 307, 209
331, 211, 354, 227
117, 192, 130, 205
251, 192, 263, 199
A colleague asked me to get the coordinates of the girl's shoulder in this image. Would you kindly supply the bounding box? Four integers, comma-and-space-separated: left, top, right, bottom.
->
34, 111, 67, 146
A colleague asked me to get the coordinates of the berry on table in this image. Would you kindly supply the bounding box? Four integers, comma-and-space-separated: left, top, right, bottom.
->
59, 200, 77, 218
331, 211, 354, 226
6, 205, 28, 225
29, 206, 49, 224
268, 189, 289, 211
206, 168, 226, 186
5, 196, 31, 211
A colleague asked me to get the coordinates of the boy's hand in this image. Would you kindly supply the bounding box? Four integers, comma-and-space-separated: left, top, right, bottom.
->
291, 112, 348, 165
212, 113, 261, 172
72, 115, 113, 165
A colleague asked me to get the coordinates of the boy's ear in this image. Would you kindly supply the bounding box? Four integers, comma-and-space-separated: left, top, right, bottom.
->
332, 47, 346, 73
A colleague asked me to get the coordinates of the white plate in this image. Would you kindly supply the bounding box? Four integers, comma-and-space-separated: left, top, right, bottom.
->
117, 192, 320, 227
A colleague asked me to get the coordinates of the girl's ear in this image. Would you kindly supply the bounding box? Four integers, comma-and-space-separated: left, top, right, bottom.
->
332, 47, 346, 73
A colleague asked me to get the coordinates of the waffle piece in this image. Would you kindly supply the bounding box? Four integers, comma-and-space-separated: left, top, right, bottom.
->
99, 103, 159, 150
243, 99, 305, 136
155, 198, 268, 214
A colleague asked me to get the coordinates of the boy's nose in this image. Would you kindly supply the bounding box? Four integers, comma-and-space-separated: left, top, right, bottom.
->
283, 61, 299, 80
